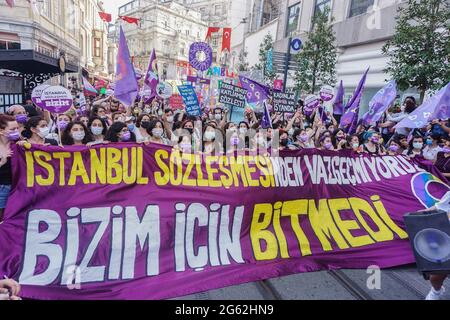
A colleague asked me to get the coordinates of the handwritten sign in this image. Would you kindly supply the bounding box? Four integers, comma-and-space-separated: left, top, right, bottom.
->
219, 82, 247, 109
273, 92, 296, 113
178, 85, 201, 116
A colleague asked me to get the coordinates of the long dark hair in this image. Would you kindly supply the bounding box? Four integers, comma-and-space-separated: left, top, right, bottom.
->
87, 116, 108, 136
22, 116, 45, 139
105, 122, 136, 142
61, 121, 93, 145
146, 120, 165, 137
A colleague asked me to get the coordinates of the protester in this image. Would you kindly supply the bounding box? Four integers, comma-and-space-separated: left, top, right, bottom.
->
404, 135, 425, 158
423, 134, 443, 161
6, 104, 28, 135
135, 114, 152, 143
434, 137, 450, 178
61, 121, 93, 146
105, 122, 136, 143
87, 117, 108, 146
0, 114, 19, 221
0, 278, 21, 300
22, 116, 58, 146
363, 132, 384, 155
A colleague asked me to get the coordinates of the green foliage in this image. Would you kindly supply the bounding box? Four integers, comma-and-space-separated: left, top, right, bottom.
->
382, 0, 450, 101
294, 7, 337, 95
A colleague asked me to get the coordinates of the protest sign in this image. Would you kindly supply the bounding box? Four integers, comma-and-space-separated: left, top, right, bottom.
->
219, 82, 247, 109
156, 82, 173, 99
40, 86, 73, 113
273, 92, 296, 113
178, 85, 201, 116
320, 85, 335, 102
189, 42, 213, 72
31, 84, 50, 109
304, 94, 320, 116
169, 94, 184, 110
1, 144, 448, 300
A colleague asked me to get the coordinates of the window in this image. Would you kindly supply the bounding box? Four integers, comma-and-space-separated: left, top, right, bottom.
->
349, 0, 374, 17
215, 5, 221, 15
0, 40, 20, 50
94, 38, 101, 57
40, 0, 51, 19
285, 2, 301, 37
315, 0, 331, 14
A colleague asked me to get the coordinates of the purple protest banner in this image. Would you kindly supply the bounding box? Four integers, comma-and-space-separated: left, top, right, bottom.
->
304, 95, 320, 117
333, 80, 345, 115
189, 42, 213, 72
115, 26, 139, 107
395, 82, 450, 129
239, 76, 270, 104
143, 49, 159, 102
320, 85, 335, 102
31, 84, 50, 109
1, 144, 449, 300
361, 80, 397, 126
340, 68, 369, 134
39, 85, 73, 114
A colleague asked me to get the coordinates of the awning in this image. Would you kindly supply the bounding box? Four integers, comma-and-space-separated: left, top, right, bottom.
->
0, 50, 78, 75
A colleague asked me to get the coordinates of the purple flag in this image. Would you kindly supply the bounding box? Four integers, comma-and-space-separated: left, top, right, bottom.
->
395, 82, 450, 129
318, 106, 329, 123
361, 80, 397, 126
333, 80, 344, 115
340, 68, 369, 133
144, 49, 159, 102
239, 76, 269, 103
261, 101, 272, 129
114, 26, 138, 107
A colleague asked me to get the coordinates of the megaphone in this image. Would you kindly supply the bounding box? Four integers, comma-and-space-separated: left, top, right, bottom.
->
404, 210, 450, 275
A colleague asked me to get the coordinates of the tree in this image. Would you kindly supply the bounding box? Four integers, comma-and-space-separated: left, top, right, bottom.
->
294, 7, 337, 95
255, 33, 277, 85
382, 0, 450, 102
236, 48, 250, 72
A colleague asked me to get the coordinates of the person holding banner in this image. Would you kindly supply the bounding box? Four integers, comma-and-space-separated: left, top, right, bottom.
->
0, 278, 21, 300
403, 135, 425, 158
135, 114, 152, 143
105, 122, 136, 143
21, 116, 58, 146
0, 114, 20, 221
61, 121, 93, 146
386, 139, 402, 156
146, 120, 171, 146
87, 117, 109, 146
434, 138, 450, 179
6, 105, 28, 136
319, 135, 334, 151
363, 132, 385, 156
202, 122, 222, 154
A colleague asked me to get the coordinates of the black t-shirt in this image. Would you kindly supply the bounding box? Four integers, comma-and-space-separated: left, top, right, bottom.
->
45, 138, 58, 146
0, 157, 12, 185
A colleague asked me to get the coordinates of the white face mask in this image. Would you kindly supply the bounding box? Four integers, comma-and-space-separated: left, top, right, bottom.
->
288, 128, 295, 136
215, 114, 222, 121
91, 126, 103, 136
256, 137, 266, 146
72, 131, 85, 141
204, 131, 215, 141
239, 128, 247, 134
152, 128, 164, 137
37, 127, 49, 139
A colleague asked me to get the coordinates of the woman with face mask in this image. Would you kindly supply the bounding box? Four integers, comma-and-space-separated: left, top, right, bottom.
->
363, 132, 384, 156
175, 135, 193, 154
135, 114, 152, 143
62, 121, 93, 146
403, 135, 425, 158
423, 134, 443, 162
7, 105, 28, 135
386, 140, 401, 156
105, 122, 137, 143
202, 123, 221, 155
348, 135, 362, 153
332, 129, 347, 150
319, 135, 334, 151
0, 115, 21, 221
147, 120, 170, 145
87, 117, 108, 146
22, 116, 58, 146
434, 138, 450, 179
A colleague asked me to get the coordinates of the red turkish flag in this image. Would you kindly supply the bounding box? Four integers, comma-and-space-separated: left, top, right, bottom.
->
119, 15, 140, 26
205, 27, 221, 41
221, 28, 232, 52
98, 12, 112, 22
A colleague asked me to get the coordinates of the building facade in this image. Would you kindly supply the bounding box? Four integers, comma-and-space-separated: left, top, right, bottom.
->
79, 0, 109, 83
117, 0, 207, 80
242, 0, 411, 110
0, 0, 80, 111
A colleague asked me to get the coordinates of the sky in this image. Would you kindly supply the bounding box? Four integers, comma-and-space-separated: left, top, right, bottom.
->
102, 0, 129, 20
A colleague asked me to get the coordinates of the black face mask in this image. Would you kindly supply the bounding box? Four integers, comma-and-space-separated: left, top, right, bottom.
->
141, 121, 150, 129
280, 139, 289, 147
185, 128, 193, 135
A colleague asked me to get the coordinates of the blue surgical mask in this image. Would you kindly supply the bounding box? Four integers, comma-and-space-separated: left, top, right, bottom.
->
127, 124, 135, 132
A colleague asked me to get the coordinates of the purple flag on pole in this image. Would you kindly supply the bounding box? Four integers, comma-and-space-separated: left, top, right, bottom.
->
339, 68, 369, 133
395, 82, 450, 129
144, 49, 159, 102
114, 26, 138, 107
333, 80, 344, 115
261, 101, 272, 129
361, 80, 397, 126
239, 76, 269, 103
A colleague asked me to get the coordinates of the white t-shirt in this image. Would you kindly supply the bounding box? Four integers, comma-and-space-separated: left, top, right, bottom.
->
423, 145, 442, 161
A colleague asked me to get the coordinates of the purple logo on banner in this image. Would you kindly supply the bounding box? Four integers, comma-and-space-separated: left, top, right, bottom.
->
304, 95, 320, 116
189, 42, 213, 72
40, 86, 73, 114
320, 85, 335, 102
31, 84, 50, 109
